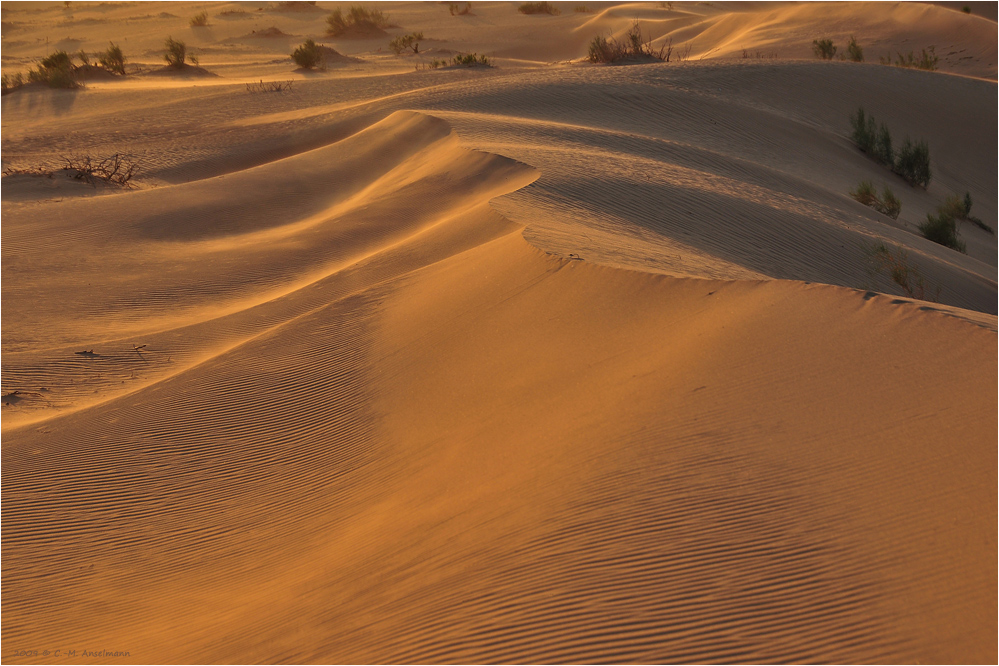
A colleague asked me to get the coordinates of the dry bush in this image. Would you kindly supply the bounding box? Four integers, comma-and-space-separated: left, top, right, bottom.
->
326, 6, 390, 36
449, 2, 473, 15
190, 11, 209, 27
62, 153, 138, 187
246, 79, 293, 92
742, 49, 779, 59
390, 32, 424, 54
850, 181, 901, 219
867, 240, 938, 301
589, 23, 686, 63
164, 36, 186, 68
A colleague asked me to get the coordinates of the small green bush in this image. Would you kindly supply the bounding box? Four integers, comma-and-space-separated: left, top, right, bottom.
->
326, 6, 390, 36
19, 50, 80, 90
920, 210, 964, 252
291, 39, 323, 69
519, 2, 560, 15
164, 37, 186, 68
894, 138, 931, 188
389, 32, 424, 54
812, 38, 836, 59
846, 35, 863, 62
99, 42, 126, 74
190, 11, 209, 27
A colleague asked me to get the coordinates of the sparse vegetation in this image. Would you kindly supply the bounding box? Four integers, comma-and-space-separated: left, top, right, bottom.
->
292, 38, 323, 68
846, 35, 863, 62
851, 181, 901, 219
449, 2, 473, 15
390, 32, 424, 55
812, 38, 836, 60
2, 41, 129, 94
190, 11, 209, 27
867, 240, 938, 301
850, 108, 931, 188
879, 47, 938, 71
326, 6, 390, 36
959, 192, 992, 233
742, 48, 779, 59
588, 22, 688, 63
246, 79, 294, 92
519, 1, 561, 15
164, 36, 187, 68
574, 5, 592, 12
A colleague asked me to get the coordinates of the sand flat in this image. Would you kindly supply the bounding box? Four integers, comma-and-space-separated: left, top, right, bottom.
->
2, 1, 996, 663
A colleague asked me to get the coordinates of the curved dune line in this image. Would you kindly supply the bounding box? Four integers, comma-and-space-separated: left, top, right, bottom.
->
3, 111, 996, 663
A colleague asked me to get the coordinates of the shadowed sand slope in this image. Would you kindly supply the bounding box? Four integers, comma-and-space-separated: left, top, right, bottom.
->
3, 111, 996, 663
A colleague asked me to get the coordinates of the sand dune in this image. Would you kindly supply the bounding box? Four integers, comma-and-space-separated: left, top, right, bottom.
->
2, 2, 996, 663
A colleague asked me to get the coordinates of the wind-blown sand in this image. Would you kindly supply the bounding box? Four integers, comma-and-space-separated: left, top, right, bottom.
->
2, 2, 996, 663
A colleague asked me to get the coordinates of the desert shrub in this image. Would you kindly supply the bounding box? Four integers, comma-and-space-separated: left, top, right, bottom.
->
41, 51, 73, 71
850, 107, 878, 156
62, 153, 137, 187
588, 22, 680, 63
846, 35, 863, 62
962, 5, 971, 12
850, 180, 878, 207
920, 210, 964, 252
812, 38, 836, 59
850, 108, 930, 187
21, 50, 79, 89
292, 38, 323, 68
880, 47, 938, 71
389, 32, 423, 54
880, 187, 901, 219
164, 37, 186, 68
450, 52, 490, 66
873, 122, 893, 166
867, 240, 937, 300
1, 73, 21, 94
190, 11, 209, 27
850, 181, 902, 219
77, 49, 91, 66
574, 5, 592, 12
326, 6, 390, 36
449, 2, 472, 15
894, 138, 931, 188
99, 42, 126, 74
519, 2, 560, 15
943, 192, 993, 233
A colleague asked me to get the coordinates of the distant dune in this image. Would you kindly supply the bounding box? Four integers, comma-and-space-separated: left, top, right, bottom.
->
2, 2, 995, 663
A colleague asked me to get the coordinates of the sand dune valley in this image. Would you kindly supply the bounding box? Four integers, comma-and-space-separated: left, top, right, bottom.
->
1, 0, 997, 663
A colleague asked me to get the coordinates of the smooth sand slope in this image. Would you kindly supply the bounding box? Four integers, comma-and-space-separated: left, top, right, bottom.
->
2, 2, 997, 663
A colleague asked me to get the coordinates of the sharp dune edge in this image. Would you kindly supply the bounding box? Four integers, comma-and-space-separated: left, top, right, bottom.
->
1, 2, 996, 664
